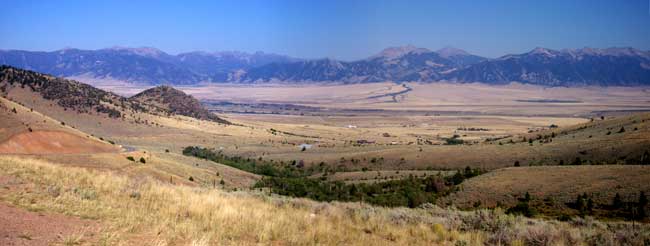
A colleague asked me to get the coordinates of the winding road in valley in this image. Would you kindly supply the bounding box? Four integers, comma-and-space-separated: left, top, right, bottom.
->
367, 83, 413, 102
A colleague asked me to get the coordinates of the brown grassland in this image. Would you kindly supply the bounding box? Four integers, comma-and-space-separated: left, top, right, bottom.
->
1, 156, 649, 245
1, 79, 650, 245
444, 165, 650, 214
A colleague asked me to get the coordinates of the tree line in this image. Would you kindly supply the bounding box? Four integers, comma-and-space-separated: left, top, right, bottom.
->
183, 146, 484, 208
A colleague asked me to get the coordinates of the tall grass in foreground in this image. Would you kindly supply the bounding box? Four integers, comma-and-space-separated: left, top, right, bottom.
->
0, 156, 648, 245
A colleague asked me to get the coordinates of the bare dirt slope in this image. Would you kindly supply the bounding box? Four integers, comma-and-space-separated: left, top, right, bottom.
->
0, 97, 120, 154
0, 130, 118, 154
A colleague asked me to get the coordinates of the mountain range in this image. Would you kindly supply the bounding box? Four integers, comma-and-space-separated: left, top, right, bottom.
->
1, 45, 649, 86
0, 47, 297, 85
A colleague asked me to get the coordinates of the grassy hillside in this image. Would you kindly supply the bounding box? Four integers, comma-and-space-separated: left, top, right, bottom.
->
0, 65, 228, 123
495, 113, 650, 166
0, 95, 259, 189
1, 156, 649, 245
443, 165, 650, 220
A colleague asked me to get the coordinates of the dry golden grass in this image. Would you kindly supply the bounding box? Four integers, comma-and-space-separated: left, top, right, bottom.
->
0, 156, 468, 245
1, 156, 649, 245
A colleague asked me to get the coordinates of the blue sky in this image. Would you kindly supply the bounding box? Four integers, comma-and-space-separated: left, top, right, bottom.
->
1, 0, 649, 60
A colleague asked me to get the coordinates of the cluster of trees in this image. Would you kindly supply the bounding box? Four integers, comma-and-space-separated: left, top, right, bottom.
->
642, 151, 650, 165
125, 156, 146, 164
444, 134, 464, 145
506, 192, 537, 217
255, 167, 483, 208
514, 149, 650, 167
95, 104, 121, 118
571, 193, 595, 217
449, 166, 482, 185
457, 127, 489, 131
255, 175, 435, 207
507, 191, 648, 221
566, 192, 648, 220
183, 146, 308, 177
184, 146, 485, 208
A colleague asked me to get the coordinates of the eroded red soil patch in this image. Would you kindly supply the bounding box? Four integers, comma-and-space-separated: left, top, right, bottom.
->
0, 130, 118, 154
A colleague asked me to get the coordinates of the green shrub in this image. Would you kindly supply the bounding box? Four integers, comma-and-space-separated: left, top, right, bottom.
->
445, 136, 464, 145
641, 151, 650, 165
612, 193, 623, 209
638, 192, 648, 220
506, 202, 537, 217
507, 195, 537, 217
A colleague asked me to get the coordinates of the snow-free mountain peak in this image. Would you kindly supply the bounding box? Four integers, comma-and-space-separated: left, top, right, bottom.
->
528, 47, 560, 56
436, 46, 470, 58
374, 45, 431, 59
104, 46, 169, 58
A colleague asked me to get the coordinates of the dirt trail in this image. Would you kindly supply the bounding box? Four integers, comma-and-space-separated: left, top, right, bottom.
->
0, 130, 118, 154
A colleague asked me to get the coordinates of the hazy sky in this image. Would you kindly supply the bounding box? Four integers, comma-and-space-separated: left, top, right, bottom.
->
1, 0, 649, 60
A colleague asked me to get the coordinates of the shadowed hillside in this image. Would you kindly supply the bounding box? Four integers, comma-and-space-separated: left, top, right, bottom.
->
131, 85, 229, 124
0, 65, 134, 118
0, 65, 228, 123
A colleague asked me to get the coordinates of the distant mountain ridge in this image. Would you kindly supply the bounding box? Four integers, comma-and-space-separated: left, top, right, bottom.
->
448, 47, 650, 86
0, 47, 297, 85
1, 46, 649, 86
238, 46, 486, 83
